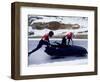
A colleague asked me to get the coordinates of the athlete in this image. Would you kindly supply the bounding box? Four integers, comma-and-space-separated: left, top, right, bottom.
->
54, 32, 73, 46
28, 31, 54, 56
66, 32, 73, 45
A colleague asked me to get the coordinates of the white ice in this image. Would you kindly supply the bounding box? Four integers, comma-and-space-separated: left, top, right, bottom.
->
28, 39, 88, 66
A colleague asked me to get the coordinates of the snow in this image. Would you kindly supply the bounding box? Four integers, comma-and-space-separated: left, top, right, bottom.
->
30, 16, 88, 27
28, 16, 88, 37
28, 27, 88, 36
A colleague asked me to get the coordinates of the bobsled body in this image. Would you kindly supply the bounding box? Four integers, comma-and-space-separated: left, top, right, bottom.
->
45, 45, 87, 57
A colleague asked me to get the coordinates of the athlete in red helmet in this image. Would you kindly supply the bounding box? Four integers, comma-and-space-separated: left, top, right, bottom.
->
28, 31, 54, 56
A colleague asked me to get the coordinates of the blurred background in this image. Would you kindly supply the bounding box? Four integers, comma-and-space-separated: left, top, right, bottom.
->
28, 15, 88, 39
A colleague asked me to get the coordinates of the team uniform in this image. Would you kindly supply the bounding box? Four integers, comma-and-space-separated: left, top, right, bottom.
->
66, 32, 73, 39
66, 32, 73, 45
54, 32, 73, 47
52, 32, 73, 47
28, 34, 50, 55
41, 34, 49, 42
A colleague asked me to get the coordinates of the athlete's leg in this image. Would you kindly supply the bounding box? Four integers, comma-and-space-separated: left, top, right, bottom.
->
71, 38, 73, 45
28, 40, 50, 56
68, 39, 70, 45
28, 40, 43, 56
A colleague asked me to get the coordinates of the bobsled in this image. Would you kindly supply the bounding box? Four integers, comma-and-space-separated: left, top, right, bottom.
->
45, 45, 87, 57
